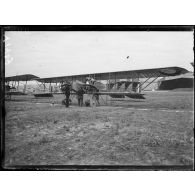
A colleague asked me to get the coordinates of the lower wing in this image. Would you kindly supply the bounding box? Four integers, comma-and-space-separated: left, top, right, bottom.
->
93, 91, 145, 99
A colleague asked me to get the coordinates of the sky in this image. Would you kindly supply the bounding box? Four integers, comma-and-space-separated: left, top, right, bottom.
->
5, 31, 194, 78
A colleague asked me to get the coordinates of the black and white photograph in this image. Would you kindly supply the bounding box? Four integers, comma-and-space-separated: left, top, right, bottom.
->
1, 26, 194, 170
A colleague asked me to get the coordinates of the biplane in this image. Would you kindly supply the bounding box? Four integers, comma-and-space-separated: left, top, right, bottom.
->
5, 66, 188, 104
35, 66, 188, 101
5, 74, 39, 99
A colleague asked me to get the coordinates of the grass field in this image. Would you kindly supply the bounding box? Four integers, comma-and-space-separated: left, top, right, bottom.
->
4, 91, 194, 168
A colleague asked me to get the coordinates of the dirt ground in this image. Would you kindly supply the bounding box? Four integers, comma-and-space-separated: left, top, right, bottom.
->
3, 91, 194, 168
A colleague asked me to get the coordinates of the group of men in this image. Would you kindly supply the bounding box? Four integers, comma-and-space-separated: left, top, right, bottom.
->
61, 82, 85, 108
61, 81, 100, 108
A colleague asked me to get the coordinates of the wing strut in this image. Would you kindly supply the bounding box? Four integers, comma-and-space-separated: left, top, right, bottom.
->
135, 76, 151, 92
141, 73, 160, 91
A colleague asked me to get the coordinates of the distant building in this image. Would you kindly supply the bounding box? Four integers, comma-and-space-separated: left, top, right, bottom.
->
157, 72, 194, 90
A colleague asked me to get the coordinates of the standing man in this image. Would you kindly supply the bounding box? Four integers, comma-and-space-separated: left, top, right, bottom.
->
77, 87, 85, 107
64, 83, 71, 108
61, 82, 71, 107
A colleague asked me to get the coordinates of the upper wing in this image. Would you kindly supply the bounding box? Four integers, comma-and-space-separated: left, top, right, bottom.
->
35, 66, 188, 83
5, 74, 39, 82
